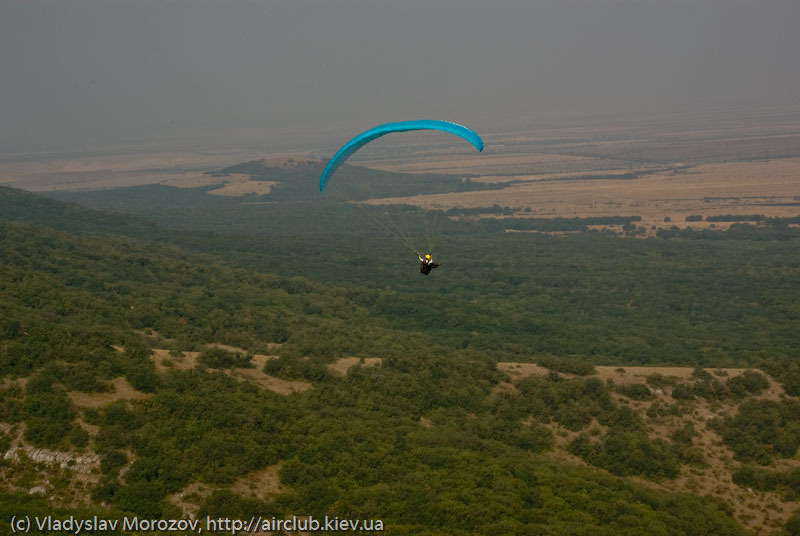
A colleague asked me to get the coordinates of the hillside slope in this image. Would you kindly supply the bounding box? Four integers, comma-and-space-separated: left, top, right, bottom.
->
1, 193, 780, 534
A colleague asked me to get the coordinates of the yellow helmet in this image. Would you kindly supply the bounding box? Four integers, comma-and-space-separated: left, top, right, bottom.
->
425, 254, 431, 260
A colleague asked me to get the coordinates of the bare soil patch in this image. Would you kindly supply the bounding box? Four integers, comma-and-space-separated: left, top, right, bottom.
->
151, 348, 199, 372
149, 348, 310, 395
230, 463, 283, 499
153, 171, 278, 196
160, 173, 226, 189
167, 482, 213, 518
1, 377, 27, 390
228, 360, 310, 395
67, 377, 150, 408
419, 417, 434, 428
497, 362, 555, 380
207, 175, 277, 197
327, 357, 382, 376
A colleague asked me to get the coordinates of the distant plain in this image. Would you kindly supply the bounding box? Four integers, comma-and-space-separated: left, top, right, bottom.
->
3, 109, 798, 237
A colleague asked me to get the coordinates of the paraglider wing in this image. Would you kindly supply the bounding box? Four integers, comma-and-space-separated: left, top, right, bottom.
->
319, 120, 484, 192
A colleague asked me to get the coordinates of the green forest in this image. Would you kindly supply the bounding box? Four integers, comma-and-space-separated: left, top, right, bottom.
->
2, 161, 800, 535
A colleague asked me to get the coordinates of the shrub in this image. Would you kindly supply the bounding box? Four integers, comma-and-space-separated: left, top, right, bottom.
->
197, 348, 253, 369
727, 370, 769, 396
615, 383, 653, 401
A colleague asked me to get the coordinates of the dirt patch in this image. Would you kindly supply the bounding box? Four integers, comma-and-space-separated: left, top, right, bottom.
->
327, 357, 382, 376
497, 362, 556, 381
230, 463, 283, 499
149, 349, 310, 395
167, 482, 213, 518
207, 175, 277, 197
160, 173, 226, 189
67, 377, 150, 408
151, 348, 199, 372
495, 361, 579, 393
76, 418, 99, 437
228, 360, 311, 395
132, 170, 278, 196
419, 417, 434, 428
1, 377, 27, 390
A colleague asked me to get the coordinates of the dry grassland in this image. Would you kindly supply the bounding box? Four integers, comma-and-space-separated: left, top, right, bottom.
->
367, 158, 800, 235
363, 153, 626, 176
563, 133, 800, 163
0, 149, 271, 191
355, 121, 800, 235
208, 178, 277, 197
162, 173, 278, 196
472, 167, 658, 184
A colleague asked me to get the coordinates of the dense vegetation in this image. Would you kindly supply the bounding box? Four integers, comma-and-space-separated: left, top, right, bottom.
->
42, 184, 800, 369
711, 399, 800, 465
3, 173, 800, 534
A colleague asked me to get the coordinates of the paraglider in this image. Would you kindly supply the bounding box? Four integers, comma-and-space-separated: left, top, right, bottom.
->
416, 251, 441, 275
319, 119, 483, 275
319, 120, 483, 192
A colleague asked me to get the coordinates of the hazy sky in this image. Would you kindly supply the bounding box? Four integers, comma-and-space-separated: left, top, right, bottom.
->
2, 0, 798, 153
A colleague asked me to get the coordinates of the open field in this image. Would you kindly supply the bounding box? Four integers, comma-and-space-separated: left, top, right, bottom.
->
364, 152, 635, 177
5, 110, 799, 237
0, 149, 282, 192
352, 115, 800, 233
368, 158, 800, 235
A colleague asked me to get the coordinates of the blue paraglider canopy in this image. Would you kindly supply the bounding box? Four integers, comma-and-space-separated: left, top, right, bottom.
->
319, 120, 483, 192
